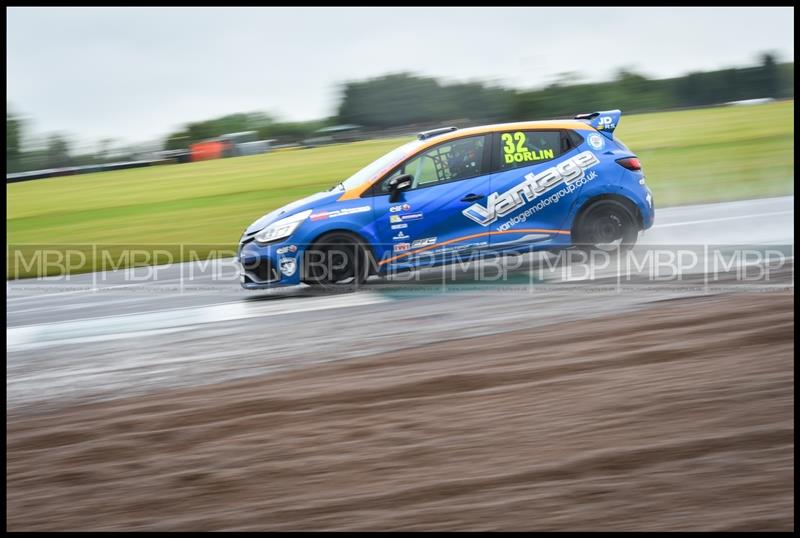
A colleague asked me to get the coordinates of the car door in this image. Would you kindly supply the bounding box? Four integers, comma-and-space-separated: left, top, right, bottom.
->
483, 129, 590, 249
370, 134, 493, 269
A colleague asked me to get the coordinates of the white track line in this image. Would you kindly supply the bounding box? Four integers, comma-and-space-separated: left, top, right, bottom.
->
7, 292, 389, 351
653, 210, 793, 228
5, 280, 187, 302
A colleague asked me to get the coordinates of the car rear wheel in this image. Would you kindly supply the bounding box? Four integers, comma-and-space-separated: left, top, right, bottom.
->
573, 200, 639, 252
303, 232, 371, 289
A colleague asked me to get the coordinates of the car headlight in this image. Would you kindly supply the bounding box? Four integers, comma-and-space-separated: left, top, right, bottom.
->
254, 209, 312, 244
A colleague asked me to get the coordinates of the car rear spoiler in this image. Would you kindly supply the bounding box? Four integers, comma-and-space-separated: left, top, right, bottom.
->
575, 110, 621, 139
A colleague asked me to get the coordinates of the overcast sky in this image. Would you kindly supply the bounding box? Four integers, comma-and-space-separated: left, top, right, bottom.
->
6, 6, 795, 149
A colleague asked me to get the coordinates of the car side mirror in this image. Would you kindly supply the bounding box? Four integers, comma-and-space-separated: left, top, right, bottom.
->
388, 173, 413, 203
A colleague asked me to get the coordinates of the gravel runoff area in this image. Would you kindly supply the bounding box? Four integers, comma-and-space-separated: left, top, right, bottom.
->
6, 291, 794, 531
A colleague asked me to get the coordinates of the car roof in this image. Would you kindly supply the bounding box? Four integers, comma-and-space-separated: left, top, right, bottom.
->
425, 119, 593, 143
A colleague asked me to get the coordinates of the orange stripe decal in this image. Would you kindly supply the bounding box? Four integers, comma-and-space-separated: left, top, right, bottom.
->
378, 229, 570, 266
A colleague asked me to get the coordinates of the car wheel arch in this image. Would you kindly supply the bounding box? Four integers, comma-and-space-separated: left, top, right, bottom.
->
571, 194, 643, 234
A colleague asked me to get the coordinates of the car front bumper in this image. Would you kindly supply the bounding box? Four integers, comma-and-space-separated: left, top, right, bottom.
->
238, 238, 303, 290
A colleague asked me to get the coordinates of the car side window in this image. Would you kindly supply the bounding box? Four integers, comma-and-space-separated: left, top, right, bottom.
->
380, 135, 487, 193
498, 130, 567, 171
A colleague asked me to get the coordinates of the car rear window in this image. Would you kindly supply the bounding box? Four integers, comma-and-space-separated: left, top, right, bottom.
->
498, 130, 572, 171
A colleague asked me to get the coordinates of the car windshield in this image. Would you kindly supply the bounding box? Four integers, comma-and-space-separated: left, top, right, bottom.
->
337, 139, 421, 191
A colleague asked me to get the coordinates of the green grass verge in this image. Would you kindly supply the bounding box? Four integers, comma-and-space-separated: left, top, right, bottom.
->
7, 101, 794, 278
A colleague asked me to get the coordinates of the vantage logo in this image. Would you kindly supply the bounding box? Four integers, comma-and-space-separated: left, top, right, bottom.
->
462, 151, 600, 226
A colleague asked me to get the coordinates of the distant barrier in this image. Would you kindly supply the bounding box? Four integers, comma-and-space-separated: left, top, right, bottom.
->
6, 159, 170, 184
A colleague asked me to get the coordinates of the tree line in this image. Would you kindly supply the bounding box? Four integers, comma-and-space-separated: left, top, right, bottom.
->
337, 53, 792, 128
7, 53, 793, 173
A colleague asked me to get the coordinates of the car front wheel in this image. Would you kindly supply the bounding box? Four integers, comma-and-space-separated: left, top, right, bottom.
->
303, 232, 371, 289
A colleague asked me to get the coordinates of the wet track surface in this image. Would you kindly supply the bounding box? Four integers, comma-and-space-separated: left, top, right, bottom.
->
6, 195, 794, 411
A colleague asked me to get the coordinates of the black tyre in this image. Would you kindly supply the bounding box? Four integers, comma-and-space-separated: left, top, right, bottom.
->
573, 200, 639, 252
303, 232, 371, 289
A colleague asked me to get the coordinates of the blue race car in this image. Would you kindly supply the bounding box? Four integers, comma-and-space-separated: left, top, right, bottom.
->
238, 110, 654, 289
